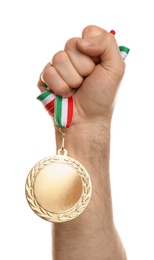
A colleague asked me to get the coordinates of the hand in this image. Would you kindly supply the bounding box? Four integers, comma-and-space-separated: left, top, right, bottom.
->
38, 25, 125, 126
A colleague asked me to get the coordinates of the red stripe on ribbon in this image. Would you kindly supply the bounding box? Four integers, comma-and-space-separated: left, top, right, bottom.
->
66, 97, 73, 128
48, 107, 54, 115
44, 99, 55, 111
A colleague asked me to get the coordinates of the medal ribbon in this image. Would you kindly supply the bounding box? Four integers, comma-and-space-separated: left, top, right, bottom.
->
37, 45, 130, 128
37, 89, 56, 116
54, 96, 74, 128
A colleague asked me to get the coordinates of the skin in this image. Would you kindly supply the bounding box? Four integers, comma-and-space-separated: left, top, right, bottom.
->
38, 25, 127, 260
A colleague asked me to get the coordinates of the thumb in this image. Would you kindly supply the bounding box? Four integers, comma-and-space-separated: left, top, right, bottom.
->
77, 33, 121, 62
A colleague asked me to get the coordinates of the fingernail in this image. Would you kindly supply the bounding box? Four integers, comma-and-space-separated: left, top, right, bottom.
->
110, 30, 116, 35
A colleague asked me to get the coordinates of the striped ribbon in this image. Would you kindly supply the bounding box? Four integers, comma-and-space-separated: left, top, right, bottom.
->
54, 96, 73, 128
37, 89, 73, 128
37, 44, 130, 128
37, 89, 56, 116
119, 46, 130, 60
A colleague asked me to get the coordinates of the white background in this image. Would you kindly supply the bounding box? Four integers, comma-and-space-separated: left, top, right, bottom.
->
0, 0, 154, 259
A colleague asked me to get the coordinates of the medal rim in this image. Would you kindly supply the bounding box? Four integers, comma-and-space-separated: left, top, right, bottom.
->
25, 154, 92, 223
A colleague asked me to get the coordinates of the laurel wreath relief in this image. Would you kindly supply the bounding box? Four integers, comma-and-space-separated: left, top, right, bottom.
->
25, 155, 92, 223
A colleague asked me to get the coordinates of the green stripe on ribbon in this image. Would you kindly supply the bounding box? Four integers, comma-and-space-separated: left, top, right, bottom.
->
119, 46, 130, 54
36, 89, 51, 101
54, 96, 62, 128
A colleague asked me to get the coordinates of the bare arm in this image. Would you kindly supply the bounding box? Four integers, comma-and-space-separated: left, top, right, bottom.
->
38, 25, 127, 260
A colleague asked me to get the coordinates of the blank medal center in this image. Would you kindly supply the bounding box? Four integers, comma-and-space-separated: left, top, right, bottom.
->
34, 162, 82, 213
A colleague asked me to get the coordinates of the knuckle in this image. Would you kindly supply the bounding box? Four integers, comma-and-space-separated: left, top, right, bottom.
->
65, 37, 78, 50
41, 66, 54, 82
52, 51, 67, 65
37, 80, 42, 90
57, 85, 71, 97
70, 78, 83, 89
82, 25, 106, 38
82, 25, 96, 36
82, 64, 95, 77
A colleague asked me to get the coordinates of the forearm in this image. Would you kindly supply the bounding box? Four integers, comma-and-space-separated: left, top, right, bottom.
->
52, 121, 127, 260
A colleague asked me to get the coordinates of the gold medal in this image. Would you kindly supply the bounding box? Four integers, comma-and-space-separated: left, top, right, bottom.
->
25, 131, 92, 223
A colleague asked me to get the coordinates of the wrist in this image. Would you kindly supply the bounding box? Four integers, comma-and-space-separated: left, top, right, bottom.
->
55, 120, 111, 166
55, 120, 113, 222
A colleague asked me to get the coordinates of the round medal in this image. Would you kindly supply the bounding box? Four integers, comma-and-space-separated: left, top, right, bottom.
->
25, 149, 92, 223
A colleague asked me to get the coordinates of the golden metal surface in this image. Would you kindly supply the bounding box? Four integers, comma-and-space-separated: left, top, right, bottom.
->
34, 162, 82, 212
25, 153, 92, 223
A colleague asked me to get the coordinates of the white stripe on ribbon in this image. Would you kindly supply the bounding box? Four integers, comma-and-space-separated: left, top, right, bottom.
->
61, 98, 68, 127
41, 93, 56, 106
120, 51, 128, 60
